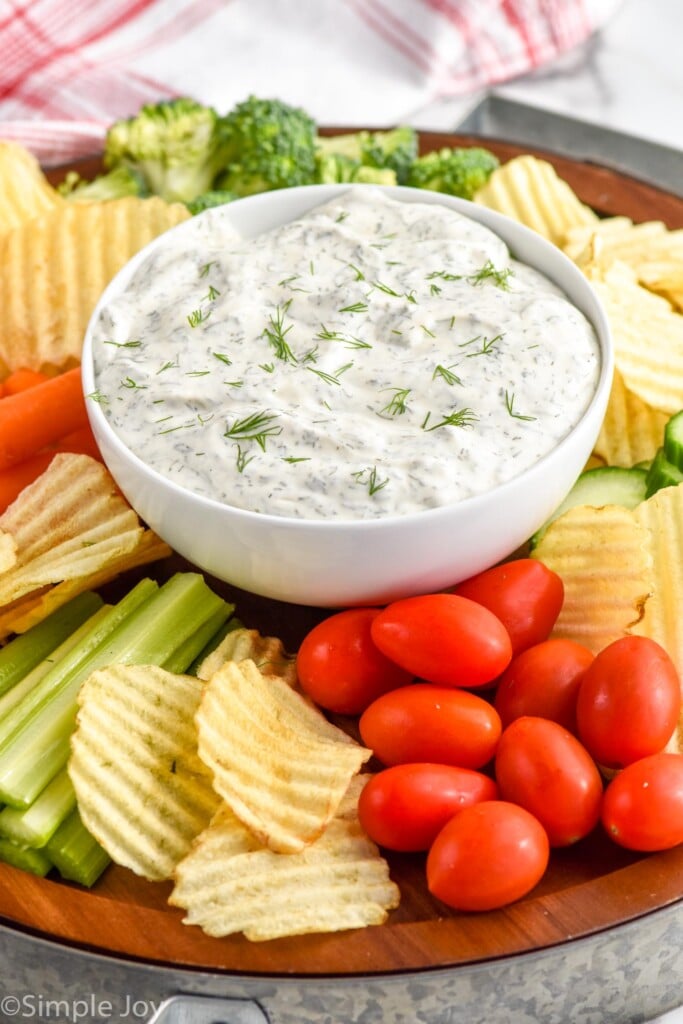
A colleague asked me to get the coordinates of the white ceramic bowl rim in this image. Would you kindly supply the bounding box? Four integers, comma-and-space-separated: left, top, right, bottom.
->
81, 184, 614, 532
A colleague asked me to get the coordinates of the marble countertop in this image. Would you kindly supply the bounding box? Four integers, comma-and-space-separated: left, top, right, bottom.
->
407, 0, 683, 157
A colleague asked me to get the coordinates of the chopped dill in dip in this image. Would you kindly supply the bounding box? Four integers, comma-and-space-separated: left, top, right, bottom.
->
90, 188, 601, 520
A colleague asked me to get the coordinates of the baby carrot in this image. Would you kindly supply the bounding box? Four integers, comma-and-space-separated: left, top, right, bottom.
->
0, 366, 89, 471
52, 425, 102, 462
0, 452, 55, 513
2, 368, 50, 396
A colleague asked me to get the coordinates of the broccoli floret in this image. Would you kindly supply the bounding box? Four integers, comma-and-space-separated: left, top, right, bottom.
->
185, 189, 238, 215
315, 127, 417, 184
406, 146, 499, 200
217, 95, 318, 197
57, 165, 148, 202
103, 97, 230, 204
314, 152, 396, 186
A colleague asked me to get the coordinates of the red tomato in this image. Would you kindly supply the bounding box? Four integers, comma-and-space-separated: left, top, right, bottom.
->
359, 683, 502, 769
358, 763, 498, 852
426, 801, 550, 911
494, 638, 594, 731
296, 607, 413, 715
455, 558, 564, 655
576, 636, 681, 768
494, 717, 603, 846
370, 593, 512, 688
601, 753, 683, 851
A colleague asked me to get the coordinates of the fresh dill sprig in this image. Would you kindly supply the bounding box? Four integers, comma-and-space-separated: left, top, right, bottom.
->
427, 262, 513, 290
466, 332, 504, 357
432, 364, 463, 386
185, 370, 210, 377
282, 456, 311, 464
421, 324, 436, 338
338, 301, 368, 314
187, 307, 211, 328
379, 387, 411, 416
260, 363, 275, 373
205, 284, 220, 301
307, 362, 353, 386
224, 410, 281, 451
348, 263, 365, 281
86, 389, 109, 405
234, 445, 255, 473
199, 261, 217, 278
373, 281, 402, 298
352, 465, 389, 497
212, 352, 232, 366
157, 359, 179, 373
264, 299, 297, 363
470, 260, 513, 289
504, 390, 537, 421
121, 377, 147, 390
422, 407, 478, 431
103, 339, 142, 348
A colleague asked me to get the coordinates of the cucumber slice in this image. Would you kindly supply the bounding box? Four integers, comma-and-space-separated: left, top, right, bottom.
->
531, 465, 648, 547
645, 446, 683, 498
663, 410, 683, 471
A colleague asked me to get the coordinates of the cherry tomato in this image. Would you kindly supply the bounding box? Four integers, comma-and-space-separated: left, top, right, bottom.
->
494, 638, 594, 731
358, 763, 498, 852
455, 558, 564, 655
601, 753, 683, 851
296, 607, 413, 715
576, 636, 681, 768
426, 800, 550, 911
370, 593, 512, 688
359, 683, 502, 769
494, 717, 603, 846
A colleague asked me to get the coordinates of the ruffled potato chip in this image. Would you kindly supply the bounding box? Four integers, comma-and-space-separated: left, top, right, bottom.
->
474, 154, 597, 247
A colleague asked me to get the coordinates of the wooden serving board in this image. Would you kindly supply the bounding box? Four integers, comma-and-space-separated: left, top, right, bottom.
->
0, 134, 682, 976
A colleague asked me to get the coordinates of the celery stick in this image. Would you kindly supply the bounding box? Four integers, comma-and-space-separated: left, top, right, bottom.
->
0, 836, 51, 877
0, 604, 112, 721
0, 768, 75, 847
0, 591, 103, 698
0, 578, 158, 752
187, 613, 243, 676
0, 573, 229, 807
46, 808, 110, 887
163, 603, 234, 675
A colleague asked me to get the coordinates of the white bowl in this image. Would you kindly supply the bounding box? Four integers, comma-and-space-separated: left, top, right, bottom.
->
81, 184, 613, 608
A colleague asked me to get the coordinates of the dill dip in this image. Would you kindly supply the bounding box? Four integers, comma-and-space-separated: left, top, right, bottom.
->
89, 188, 601, 521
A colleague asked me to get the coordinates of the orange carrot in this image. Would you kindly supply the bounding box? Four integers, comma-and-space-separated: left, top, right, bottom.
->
0, 452, 56, 513
52, 424, 103, 462
0, 366, 89, 471
3, 368, 51, 396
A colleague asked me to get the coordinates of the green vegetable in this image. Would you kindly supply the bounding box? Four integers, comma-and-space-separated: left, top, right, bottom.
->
0, 767, 75, 847
58, 165, 147, 202
218, 94, 318, 196
0, 836, 51, 877
45, 807, 111, 887
0, 591, 102, 699
0, 573, 232, 808
185, 188, 238, 214
663, 409, 683, 471
407, 145, 499, 200
104, 97, 231, 204
645, 446, 683, 497
530, 465, 649, 547
314, 151, 397, 185
315, 126, 418, 184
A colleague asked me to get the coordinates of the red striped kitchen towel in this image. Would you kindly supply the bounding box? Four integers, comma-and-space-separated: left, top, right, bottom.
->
0, 0, 623, 165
